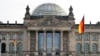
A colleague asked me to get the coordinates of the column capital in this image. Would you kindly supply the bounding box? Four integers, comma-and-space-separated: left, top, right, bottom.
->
52, 30, 55, 32
36, 30, 38, 33
60, 30, 63, 32
43, 30, 46, 32
27, 30, 31, 33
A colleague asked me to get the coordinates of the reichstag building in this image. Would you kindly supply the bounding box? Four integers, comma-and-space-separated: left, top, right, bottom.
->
0, 3, 100, 56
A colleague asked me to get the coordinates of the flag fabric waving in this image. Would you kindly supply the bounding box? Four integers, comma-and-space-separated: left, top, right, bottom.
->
78, 16, 84, 34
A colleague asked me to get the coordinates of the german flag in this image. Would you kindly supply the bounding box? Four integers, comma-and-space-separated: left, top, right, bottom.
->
78, 16, 84, 34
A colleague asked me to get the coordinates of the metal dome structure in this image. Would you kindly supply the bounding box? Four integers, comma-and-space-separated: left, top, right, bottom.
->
32, 3, 67, 16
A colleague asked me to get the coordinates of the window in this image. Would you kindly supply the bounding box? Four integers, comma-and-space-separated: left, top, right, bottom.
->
76, 35, 81, 40
47, 32, 52, 55
9, 43, 14, 53
17, 43, 22, 53
92, 35, 97, 41
76, 43, 81, 54
92, 43, 97, 53
9, 34, 14, 40
2, 33, 6, 40
17, 33, 22, 40
38, 32, 44, 50
84, 35, 89, 41
55, 31, 60, 50
38, 31, 44, 52
1, 43, 6, 53
55, 31, 60, 55
84, 43, 89, 54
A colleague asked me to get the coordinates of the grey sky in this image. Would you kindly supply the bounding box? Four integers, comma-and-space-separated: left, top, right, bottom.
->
0, 0, 100, 24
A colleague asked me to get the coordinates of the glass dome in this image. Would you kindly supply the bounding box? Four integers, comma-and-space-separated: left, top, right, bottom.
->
32, 3, 67, 16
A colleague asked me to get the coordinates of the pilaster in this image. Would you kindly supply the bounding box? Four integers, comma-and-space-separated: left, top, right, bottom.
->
98, 33, 100, 52
90, 33, 92, 52
27, 31, 30, 51
6, 33, 9, 51
6, 33, 9, 56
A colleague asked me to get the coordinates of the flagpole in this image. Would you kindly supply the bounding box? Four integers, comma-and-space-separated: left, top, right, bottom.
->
81, 33, 83, 56
0, 39, 1, 56
83, 14, 85, 56
83, 15, 85, 56
15, 38, 17, 56
80, 34, 84, 56
78, 15, 85, 56
84, 33, 85, 56
14, 37, 17, 56
15, 42, 16, 56
81, 33, 85, 56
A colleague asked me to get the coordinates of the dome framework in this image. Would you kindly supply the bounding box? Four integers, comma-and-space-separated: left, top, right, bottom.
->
32, 3, 67, 16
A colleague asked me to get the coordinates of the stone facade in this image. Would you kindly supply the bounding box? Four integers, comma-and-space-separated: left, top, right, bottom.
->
0, 3, 100, 56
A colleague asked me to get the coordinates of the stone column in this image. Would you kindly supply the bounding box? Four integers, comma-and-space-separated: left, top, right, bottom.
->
60, 31, 63, 55
35, 31, 38, 55
52, 31, 55, 56
36, 31, 38, 51
44, 31, 46, 51
23, 30, 29, 56
43, 31, 46, 56
52, 31, 55, 51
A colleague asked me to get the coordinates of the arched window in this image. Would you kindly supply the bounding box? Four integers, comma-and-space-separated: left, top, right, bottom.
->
76, 43, 81, 54
84, 43, 89, 54
9, 43, 14, 53
1, 43, 6, 53
92, 43, 97, 53
17, 43, 22, 53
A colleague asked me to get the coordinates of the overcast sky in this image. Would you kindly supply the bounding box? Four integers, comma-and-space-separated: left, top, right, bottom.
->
0, 0, 100, 24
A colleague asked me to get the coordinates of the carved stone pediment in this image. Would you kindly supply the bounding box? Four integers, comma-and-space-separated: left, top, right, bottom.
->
27, 16, 71, 27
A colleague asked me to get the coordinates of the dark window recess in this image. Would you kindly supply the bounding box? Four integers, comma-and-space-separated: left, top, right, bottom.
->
1, 43, 6, 53
56, 52, 60, 55
38, 52, 42, 55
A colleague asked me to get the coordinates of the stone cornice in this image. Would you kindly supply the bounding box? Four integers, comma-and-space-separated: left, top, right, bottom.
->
27, 27, 71, 31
